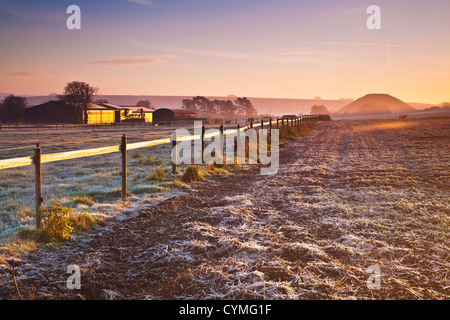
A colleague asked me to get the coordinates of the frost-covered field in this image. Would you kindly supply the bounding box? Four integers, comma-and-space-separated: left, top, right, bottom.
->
0, 123, 212, 241
133, 118, 448, 299
0, 117, 448, 299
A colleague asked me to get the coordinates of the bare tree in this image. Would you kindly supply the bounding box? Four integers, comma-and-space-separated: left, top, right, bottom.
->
59, 81, 99, 124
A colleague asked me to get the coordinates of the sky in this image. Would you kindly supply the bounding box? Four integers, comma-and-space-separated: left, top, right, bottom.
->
0, 0, 449, 104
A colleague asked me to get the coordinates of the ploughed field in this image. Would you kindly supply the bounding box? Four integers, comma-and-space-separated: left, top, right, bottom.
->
0, 117, 448, 299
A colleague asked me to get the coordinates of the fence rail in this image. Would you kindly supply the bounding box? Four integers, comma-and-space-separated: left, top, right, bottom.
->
0, 115, 331, 228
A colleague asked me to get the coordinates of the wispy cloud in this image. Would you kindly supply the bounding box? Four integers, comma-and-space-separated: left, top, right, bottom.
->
84, 54, 177, 66
254, 39, 404, 48
175, 47, 252, 60
129, 41, 326, 64
129, 41, 254, 60
128, 0, 153, 7
0, 70, 41, 76
308, 41, 404, 48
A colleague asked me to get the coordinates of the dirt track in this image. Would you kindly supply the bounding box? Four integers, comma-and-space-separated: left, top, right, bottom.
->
1, 118, 449, 300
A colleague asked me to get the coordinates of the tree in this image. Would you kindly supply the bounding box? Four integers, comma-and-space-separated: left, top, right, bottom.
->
136, 100, 153, 110
214, 99, 237, 117
182, 99, 197, 114
0, 95, 27, 123
211, 99, 225, 116
235, 97, 257, 117
182, 96, 245, 117
59, 81, 99, 124
223, 100, 238, 117
310, 105, 331, 115
182, 96, 213, 116
193, 96, 213, 116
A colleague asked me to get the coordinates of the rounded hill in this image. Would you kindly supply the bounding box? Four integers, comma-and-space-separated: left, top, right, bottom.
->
337, 94, 416, 115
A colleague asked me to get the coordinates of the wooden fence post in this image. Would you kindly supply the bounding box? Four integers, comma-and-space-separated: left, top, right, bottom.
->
235, 124, 240, 161
220, 124, 224, 164
172, 130, 177, 174
34, 143, 43, 229
202, 124, 206, 164
121, 134, 127, 202
269, 118, 272, 140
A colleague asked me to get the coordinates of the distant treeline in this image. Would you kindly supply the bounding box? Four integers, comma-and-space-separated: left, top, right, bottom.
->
182, 96, 257, 118
0, 81, 155, 124
0, 95, 27, 123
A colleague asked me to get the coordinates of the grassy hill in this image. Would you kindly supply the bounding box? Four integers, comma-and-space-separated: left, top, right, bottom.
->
337, 94, 416, 116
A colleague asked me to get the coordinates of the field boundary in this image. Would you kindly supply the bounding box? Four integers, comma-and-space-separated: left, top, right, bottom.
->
0, 115, 331, 228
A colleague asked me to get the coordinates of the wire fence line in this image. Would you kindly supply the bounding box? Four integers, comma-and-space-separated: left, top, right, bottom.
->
0, 131, 169, 153
0, 115, 330, 170
0, 115, 331, 228
0, 119, 266, 170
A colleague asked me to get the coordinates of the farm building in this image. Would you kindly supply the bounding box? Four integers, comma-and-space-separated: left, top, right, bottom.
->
85, 103, 153, 124
85, 103, 116, 124
24, 101, 78, 123
116, 105, 153, 123
153, 108, 196, 122
24, 101, 153, 124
